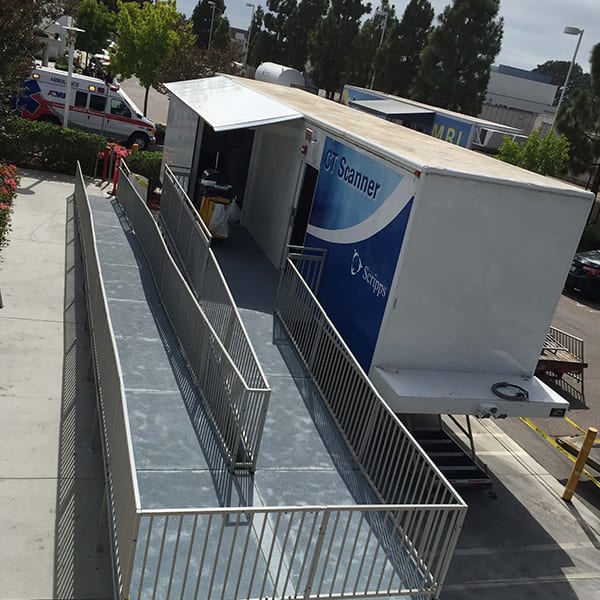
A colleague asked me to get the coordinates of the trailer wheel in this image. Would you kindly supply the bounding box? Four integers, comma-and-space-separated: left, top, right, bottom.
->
127, 132, 150, 151
38, 115, 61, 125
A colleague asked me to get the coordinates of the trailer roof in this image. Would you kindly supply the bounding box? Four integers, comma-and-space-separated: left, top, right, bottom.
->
168, 75, 589, 197
344, 83, 524, 133
228, 76, 588, 197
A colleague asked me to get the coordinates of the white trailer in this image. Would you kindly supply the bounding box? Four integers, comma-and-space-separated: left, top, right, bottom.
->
162, 75, 593, 420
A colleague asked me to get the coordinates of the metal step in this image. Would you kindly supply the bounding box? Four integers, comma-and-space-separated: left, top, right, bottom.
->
413, 427, 493, 490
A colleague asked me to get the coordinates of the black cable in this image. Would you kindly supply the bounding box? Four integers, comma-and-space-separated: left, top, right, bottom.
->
491, 381, 529, 401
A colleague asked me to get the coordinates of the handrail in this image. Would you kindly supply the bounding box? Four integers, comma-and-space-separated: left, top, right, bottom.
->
74, 163, 141, 597
117, 162, 269, 470
547, 326, 584, 363
159, 163, 269, 390
275, 251, 466, 597
128, 502, 464, 600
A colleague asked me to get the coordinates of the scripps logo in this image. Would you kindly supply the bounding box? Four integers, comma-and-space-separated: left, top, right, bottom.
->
350, 250, 387, 298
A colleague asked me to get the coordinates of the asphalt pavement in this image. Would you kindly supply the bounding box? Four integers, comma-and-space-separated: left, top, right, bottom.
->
119, 78, 169, 126
498, 291, 600, 514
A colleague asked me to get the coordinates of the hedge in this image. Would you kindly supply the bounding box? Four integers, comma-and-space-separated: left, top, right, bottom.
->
126, 150, 162, 197
0, 116, 106, 175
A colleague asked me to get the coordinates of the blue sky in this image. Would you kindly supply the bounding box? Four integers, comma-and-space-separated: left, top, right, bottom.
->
176, 0, 600, 72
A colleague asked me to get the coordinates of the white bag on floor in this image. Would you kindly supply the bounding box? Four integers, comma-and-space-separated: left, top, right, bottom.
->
227, 199, 241, 223
209, 202, 228, 238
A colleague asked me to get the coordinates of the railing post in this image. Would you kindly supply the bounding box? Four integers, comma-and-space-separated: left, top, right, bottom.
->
303, 509, 330, 599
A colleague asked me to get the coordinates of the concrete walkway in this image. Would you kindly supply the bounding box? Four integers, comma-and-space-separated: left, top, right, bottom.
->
0, 169, 599, 599
0, 170, 112, 599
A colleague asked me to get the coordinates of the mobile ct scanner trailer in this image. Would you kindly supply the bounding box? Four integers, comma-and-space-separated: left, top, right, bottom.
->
162, 76, 593, 480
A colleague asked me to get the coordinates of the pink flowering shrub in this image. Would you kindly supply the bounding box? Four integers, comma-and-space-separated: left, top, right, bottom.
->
0, 163, 20, 251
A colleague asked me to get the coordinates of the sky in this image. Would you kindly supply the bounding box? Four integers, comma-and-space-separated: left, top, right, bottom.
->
176, 0, 600, 73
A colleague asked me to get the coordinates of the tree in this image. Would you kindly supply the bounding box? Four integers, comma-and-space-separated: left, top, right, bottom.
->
377, 0, 433, 95
343, 12, 383, 89
191, 0, 230, 50
111, 0, 194, 114
155, 43, 240, 91
247, 6, 272, 68
308, 0, 369, 98
286, 0, 327, 71
265, 0, 296, 64
592, 44, 600, 97
76, 0, 116, 65
0, 1, 67, 106
411, 0, 503, 115
556, 43, 600, 196
532, 60, 590, 105
497, 130, 570, 176
246, 0, 298, 68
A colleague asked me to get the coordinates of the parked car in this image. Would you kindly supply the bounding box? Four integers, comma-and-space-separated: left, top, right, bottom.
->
565, 250, 600, 294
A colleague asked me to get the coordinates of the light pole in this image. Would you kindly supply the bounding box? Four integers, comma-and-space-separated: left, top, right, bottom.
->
61, 24, 85, 128
207, 1, 216, 50
552, 26, 584, 132
369, 8, 389, 90
243, 2, 255, 70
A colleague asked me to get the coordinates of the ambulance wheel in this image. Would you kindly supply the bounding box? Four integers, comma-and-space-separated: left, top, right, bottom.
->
38, 115, 61, 125
127, 132, 149, 151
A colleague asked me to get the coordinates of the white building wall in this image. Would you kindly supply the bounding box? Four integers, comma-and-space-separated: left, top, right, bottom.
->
480, 68, 558, 135
479, 104, 538, 133
487, 71, 556, 106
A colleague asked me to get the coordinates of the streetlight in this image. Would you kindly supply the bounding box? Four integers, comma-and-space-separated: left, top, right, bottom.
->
243, 2, 255, 70
207, 1, 216, 50
61, 24, 85, 128
552, 26, 584, 132
369, 8, 389, 90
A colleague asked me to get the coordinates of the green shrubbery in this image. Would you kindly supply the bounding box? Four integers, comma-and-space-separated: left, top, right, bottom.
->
497, 129, 570, 177
154, 122, 166, 145
0, 116, 106, 175
126, 150, 162, 196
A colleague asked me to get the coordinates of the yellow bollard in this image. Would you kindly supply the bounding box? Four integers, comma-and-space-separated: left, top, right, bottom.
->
562, 427, 598, 502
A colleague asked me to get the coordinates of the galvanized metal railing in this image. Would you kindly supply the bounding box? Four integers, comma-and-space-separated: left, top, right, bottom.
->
287, 245, 327, 293
541, 325, 586, 401
275, 252, 467, 594
117, 161, 270, 470
76, 167, 467, 600
165, 163, 192, 192
74, 163, 141, 597
128, 502, 461, 600
547, 326, 584, 366
159, 164, 269, 389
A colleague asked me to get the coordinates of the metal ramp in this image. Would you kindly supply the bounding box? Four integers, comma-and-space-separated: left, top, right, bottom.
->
74, 162, 467, 600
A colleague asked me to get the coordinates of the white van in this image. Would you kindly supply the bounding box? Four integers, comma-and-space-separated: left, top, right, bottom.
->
15, 67, 156, 150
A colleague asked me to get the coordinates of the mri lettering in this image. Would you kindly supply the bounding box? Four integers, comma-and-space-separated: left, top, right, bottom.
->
432, 123, 464, 146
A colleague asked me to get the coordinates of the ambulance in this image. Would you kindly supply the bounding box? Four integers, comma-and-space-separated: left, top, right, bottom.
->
14, 66, 156, 150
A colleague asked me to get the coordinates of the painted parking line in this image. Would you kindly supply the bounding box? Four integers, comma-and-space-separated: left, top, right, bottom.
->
520, 417, 600, 490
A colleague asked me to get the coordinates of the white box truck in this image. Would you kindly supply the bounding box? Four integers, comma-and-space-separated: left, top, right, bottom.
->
14, 66, 156, 149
